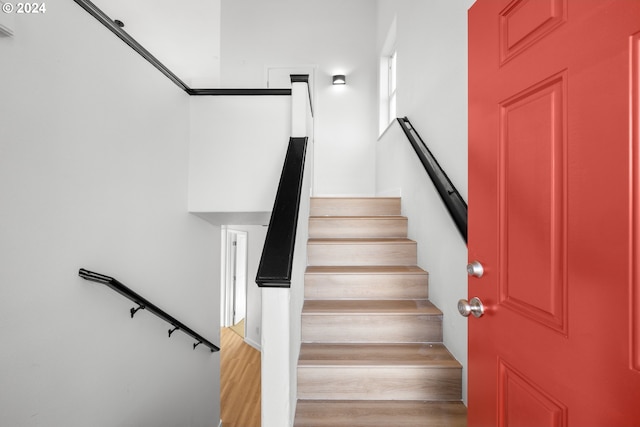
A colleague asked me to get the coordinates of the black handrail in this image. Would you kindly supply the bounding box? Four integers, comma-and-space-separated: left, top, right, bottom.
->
72, 0, 190, 92
188, 88, 292, 96
72, 0, 296, 97
397, 117, 468, 243
255, 137, 309, 287
79, 268, 220, 352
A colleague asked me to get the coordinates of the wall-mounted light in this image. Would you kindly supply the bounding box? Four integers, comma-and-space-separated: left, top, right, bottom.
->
332, 75, 346, 85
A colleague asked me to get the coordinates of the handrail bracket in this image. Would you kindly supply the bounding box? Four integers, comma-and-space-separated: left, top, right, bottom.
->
79, 268, 220, 353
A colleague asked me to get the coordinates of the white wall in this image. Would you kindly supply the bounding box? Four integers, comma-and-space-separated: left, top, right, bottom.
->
378, 0, 470, 199
188, 96, 290, 222
0, 3, 220, 426
376, 0, 474, 404
220, 0, 378, 196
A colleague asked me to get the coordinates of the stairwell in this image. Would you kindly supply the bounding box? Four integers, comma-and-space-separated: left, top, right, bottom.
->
293, 197, 466, 426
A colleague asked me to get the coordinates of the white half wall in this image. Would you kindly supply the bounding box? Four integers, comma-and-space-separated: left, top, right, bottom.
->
0, 3, 220, 426
220, 0, 378, 196
188, 96, 290, 219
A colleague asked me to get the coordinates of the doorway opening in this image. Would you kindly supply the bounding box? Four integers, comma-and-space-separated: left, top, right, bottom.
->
221, 227, 248, 335
220, 226, 261, 426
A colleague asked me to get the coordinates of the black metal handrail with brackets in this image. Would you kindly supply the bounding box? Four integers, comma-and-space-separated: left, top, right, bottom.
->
397, 117, 468, 243
79, 268, 220, 352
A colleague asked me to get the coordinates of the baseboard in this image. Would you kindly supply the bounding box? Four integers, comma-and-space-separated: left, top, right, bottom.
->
244, 336, 261, 351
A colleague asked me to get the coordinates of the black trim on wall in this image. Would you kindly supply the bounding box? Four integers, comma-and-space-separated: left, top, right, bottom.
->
72, 0, 191, 92
397, 117, 468, 244
255, 137, 309, 287
188, 88, 292, 96
73, 0, 296, 97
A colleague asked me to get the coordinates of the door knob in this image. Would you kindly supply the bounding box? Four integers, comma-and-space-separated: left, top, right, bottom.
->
458, 297, 485, 318
467, 260, 484, 277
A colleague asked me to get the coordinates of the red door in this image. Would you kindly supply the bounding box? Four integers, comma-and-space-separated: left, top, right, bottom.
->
468, 0, 640, 425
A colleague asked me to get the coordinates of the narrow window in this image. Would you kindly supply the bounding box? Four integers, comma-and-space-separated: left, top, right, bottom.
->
388, 50, 397, 125
379, 17, 397, 135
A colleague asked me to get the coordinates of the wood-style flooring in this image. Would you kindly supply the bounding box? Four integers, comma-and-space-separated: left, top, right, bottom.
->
220, 327, 261, 427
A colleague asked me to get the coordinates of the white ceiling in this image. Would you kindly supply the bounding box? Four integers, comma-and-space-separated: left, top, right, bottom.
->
92, 0, 221, 87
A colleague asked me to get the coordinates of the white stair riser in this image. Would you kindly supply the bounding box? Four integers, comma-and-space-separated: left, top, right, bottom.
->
308, 243, 417, 266
310, 198, 401, 217
297, 366, 462, 401
309, 218, 408, 239
301, 314, 443, 343
304, 274, 428, 300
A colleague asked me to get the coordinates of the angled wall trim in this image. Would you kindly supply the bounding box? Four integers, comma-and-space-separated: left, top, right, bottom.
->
72, 0, 191, 92
188, 88, 292, 96
73, 0, 293, 97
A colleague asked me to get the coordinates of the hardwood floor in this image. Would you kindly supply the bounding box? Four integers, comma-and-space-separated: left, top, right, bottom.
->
220, 327, 261, 427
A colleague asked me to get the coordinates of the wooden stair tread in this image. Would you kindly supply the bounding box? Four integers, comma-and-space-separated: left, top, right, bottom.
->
302, 299, 441, 315
294, 400, 467, 427
305, 265, 427, 275
298, 343, 461, 367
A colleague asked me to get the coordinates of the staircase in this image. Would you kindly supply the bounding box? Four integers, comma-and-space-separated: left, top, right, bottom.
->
293, 197, 466, 426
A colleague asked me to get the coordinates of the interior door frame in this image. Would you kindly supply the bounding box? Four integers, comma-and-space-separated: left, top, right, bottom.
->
220, 226, 248, 328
